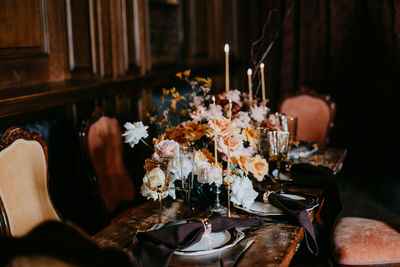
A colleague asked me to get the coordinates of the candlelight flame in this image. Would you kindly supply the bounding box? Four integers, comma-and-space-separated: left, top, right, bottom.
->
212, 96, 216, 103
260, 63, 265, 68
224, 44, 229, 53
247, 68, 252, 75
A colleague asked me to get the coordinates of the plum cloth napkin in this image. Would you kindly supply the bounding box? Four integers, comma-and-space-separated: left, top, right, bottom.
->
289, 163, 342, 257
267, 192, 318, 255
290, 163, 342, 228
131, 217, 263, 267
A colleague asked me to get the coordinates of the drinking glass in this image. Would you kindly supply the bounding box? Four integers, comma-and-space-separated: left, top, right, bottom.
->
179, 146, 194, 215
267, 131, 290, 181
145, 158, 170, 219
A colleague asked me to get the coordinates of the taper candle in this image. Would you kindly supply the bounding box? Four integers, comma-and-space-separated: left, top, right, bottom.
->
224, 44, 230, 93
212, 96, 218, 166
247, 68, 253, 104
260, 63, 266, 102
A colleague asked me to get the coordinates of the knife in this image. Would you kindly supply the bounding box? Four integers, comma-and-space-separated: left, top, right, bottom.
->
220, 239, 255, 267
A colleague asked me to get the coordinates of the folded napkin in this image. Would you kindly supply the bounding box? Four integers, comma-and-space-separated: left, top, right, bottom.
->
267, 192, 318, 255
131, 217, 263, 267
290, 163, 342, 228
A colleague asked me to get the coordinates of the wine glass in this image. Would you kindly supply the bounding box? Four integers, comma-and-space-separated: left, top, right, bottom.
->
179, 146, 194, 216
267, 131, 290, 190
145, 158, 170, 221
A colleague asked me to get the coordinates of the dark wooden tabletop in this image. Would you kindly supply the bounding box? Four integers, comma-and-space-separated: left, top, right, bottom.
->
93, 186, 323, 267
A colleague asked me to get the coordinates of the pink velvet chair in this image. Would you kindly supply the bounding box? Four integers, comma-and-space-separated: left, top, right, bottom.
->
80, 108, 135, 222
0, 127, 61, 237
279, 87, 336, 151
332, 217, 400, 265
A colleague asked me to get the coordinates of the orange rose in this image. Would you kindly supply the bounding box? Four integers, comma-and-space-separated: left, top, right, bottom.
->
217, 132, 243, 157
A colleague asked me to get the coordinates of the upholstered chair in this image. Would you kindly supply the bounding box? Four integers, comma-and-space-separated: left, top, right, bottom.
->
0, 127, 60, 237
332, 217, 400, 265
80, 107, 135, 225
279, 87, 336, 151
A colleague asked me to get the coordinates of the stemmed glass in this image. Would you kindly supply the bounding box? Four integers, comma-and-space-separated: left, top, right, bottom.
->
267, 131, 290, 190
179, 146, 194, 216
145, 158, 170, 221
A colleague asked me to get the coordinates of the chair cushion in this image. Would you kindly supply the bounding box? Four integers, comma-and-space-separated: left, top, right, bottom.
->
280, 94, 330, 150
0, 139, 60, 237
332, 217, 400, 265
88, 116, 134, 213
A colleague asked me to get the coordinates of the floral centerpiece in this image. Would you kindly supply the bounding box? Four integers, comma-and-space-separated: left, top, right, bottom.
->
123, 70, 272, 209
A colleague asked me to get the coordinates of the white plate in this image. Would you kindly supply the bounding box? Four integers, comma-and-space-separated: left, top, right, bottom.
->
150, 220, 245, 256
272, 169, 292, 181
234, 193, 318, 216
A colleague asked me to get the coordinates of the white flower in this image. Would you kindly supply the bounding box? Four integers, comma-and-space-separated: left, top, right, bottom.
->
242, 145, 257, 157
192, 95, 204, 107
221, 89, 242, 105
205, 104, 223, 121
147, 167, 166, 188
190, 106, 207, 122
198, 164, 223, 185
230, 175, 258, 209
250, 105, 266, 123
169, 153, 193, 180
233, 111, 251, 129
140, 175, 176, 201
122, 121, 149, 148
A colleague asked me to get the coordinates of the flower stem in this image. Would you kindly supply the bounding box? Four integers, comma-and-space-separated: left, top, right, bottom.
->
140, 138, 153, 150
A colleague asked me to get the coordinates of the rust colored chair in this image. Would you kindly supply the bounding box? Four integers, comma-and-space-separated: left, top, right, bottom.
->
332, 217, 400, 265
0, 127, 61, 237
279, 87, 336, 150
80, 108, 135, 225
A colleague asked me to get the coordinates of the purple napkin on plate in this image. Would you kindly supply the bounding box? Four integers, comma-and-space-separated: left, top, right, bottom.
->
131, 217, 263, 267
268, 192, 318, 255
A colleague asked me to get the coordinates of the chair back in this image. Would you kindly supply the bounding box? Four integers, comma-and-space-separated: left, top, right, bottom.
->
0, 127, 60, 237
279, 87, 335, 150
80, 108, 135, 215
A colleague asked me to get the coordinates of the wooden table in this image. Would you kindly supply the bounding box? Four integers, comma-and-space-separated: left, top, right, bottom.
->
93, 187, 323, 267
93, 148, 346, 266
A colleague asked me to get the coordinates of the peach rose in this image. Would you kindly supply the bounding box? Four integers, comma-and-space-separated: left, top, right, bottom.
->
242, 128, 259, 147
155, 139, 179, 159
246, 154, 269, 182
209, 118, 230, 136
217, 132, 243, 157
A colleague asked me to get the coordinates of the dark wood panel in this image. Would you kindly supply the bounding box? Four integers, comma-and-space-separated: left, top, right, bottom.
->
125, 0, 141, 72
0, 0, 48, 57
67, 0, 93, 71
281, 0, 297, 95
298, 0, 329, 91
148, 0, 182, 67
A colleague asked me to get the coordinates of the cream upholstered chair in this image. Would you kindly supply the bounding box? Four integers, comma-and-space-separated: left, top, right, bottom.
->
279, 87, 336, 151
80, 107, 135, 222
332, 217, 400, 265
0, 127, 60, 237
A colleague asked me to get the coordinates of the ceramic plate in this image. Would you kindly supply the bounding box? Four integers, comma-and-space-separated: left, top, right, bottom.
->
234, 193, 318, 216
150, 220, 245, 256
271, 169, 292, 181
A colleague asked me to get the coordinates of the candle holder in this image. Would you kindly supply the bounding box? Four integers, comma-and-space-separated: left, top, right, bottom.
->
210, 183, 227, 215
